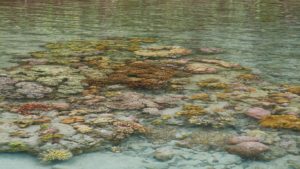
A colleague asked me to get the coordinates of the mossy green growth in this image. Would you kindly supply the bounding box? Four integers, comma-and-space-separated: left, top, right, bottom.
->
8, 141, 28, 152
40, 134, 64, 143
40, 149, 73, 162
40, 124, 50, 131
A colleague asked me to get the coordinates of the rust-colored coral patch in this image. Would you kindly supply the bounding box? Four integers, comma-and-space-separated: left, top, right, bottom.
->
105, 61, 177, 89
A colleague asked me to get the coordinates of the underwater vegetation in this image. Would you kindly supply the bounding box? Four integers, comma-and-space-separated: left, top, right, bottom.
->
0, 37, 299, 164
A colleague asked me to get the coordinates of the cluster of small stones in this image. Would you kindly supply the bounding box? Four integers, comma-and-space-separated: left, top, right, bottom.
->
0, 37, 299, 163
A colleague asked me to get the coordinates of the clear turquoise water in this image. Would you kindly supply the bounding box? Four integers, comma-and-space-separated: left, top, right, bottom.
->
0, 1, 300, 169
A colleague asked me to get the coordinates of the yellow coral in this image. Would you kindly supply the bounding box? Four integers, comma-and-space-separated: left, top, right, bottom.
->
176, 105, 206, 117
190, 93, 210, 101
197, 79, 228, 90
268, 93, 291, 104
260, 115, 300, 130
41, 149, 73, 162
287, 86, 300, 95
216, 93, 231, 100
74, 125, 92, 133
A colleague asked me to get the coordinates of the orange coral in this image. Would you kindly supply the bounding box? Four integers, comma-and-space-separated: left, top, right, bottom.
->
112, 120, 147, 142
17, 103, 50, 115
260, 115, 300, 130
61, 116, 85, 124
105, 61, 176, 89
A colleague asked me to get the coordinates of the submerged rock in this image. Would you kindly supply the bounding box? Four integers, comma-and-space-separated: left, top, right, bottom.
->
153, 147, 175, 161
134, 46, 192, 58
106, 92, 151, 110
246, 107, 271, 120
227, 136, 261, 145
15, 82, 53, 99
185, 63, 218, 74
199, 47, 224, 54
226, 142, 269, 158
199, 59, 241, 68
0, 76, 17, 93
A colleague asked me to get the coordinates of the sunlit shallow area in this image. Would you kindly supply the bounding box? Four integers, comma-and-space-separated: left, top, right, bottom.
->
0, 0, 299, 169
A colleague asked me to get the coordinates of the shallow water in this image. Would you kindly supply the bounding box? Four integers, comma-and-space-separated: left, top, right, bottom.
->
0, 1, 300, 169
0, 0, 300, 84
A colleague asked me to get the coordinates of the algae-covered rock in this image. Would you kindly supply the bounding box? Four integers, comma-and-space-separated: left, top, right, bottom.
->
8, 141, 29, 152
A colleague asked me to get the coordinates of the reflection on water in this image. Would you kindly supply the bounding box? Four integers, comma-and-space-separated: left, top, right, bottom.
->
0, 0, 299, 83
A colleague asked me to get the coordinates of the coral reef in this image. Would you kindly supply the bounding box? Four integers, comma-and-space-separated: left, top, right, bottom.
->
190, 93, 210, 101
260, 115, 300, 130
112, 120, 147, 142
188, 111, 235, 128
105, 61, 176, 89
176, 105, 206, 117
74, 125, 93, 133
0, 37, 299, 163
